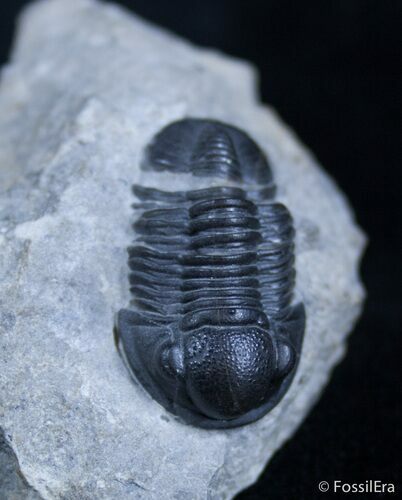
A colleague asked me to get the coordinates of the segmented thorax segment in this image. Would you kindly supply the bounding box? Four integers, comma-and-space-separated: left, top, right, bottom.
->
130, 185, 295, 330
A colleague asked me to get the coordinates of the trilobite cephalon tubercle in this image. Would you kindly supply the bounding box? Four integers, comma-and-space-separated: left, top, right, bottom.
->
116, 118, 305, 429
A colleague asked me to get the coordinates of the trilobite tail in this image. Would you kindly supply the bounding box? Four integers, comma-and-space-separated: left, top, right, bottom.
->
142, 118, 275, 185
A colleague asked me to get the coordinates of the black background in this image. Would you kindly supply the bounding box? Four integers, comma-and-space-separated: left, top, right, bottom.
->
1, 1, 401, 499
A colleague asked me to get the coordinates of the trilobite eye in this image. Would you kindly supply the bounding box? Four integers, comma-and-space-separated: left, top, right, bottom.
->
160, 345, 185, 379
275, 340, 296, 379
257, 314, 269, 327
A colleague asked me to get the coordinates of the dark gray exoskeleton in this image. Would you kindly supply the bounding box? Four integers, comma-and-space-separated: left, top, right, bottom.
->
116, 118, 305, 429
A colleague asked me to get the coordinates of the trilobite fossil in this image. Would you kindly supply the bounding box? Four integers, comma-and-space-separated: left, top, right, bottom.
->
116, 118, 305, 429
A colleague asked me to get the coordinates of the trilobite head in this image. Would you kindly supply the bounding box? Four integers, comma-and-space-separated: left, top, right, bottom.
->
159, 326, 293, 421
117, 304, 303, 427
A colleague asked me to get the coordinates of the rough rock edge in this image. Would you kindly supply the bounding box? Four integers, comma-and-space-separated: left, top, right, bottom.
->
0, 429, 41, 499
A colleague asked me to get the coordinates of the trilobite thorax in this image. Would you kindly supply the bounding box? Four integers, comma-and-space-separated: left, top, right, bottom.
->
117, 118, 305, 429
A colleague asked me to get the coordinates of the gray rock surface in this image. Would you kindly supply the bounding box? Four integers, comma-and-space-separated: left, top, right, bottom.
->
0, 0, 366, 498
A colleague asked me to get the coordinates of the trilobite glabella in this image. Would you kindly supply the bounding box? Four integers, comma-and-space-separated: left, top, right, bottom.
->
116, 118, 305, 429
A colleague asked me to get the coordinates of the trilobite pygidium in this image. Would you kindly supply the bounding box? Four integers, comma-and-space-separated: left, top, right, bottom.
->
116, 118, 305, 429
